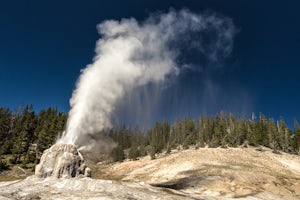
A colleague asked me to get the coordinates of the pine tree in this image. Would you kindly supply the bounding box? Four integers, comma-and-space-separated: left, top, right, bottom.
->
170, 119, 182, 148
0, 107, 11, 155
111, 146, 125, 162
197, 116, 205, 147
268, 119, 279, 152
212, 113, 225, 147
12, 105, 37, 163
277, 117, 292, 152
292, 119, 300, 154
129, 143, 140, 160
182, 118, 197, 147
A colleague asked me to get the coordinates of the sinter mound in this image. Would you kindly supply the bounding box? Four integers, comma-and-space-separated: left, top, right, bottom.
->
35, 143, 91, 178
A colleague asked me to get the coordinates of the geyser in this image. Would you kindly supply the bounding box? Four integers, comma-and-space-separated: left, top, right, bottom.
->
57, 9, 235, 155
35, 143, 91, 178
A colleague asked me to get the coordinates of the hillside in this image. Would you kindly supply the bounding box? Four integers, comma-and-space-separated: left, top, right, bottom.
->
1, 146, 300, 199
94, 146, 300, 199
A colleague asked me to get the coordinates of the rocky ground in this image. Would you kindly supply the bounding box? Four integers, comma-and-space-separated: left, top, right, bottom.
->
0, 176, 190, 200
1, 146, 300, 199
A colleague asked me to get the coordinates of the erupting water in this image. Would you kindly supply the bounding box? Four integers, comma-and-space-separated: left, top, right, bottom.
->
57, 9, 235, 154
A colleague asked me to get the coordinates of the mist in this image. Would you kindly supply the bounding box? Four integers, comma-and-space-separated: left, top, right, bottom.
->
58, 9, 236, 154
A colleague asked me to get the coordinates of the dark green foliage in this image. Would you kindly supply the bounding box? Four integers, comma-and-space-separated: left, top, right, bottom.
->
0, 107, 14, 155
111, 146, 125, 162
166, 144, 171, 154
129, 144, 140, 160
1, 104, 299, 167
182, 118, 197, 147
148, 122, 170, 154
110, 112, 300, 161
150, 147, 156, 160
292, 119, 300, 153
0, 160, 9, 171
139, 144, 147, 157
0, 105, 67, 169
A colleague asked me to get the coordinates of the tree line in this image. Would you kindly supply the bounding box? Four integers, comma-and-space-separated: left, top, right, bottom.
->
110, 112, 300, 161
0, 105, 300, 171
0, 105, 67, 170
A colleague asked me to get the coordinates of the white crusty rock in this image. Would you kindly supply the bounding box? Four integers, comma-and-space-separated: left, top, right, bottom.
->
35, 143, 91, 178
0, 176, 187, 200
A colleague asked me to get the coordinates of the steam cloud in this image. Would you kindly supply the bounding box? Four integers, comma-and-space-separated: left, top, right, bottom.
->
58, 9, 236, 153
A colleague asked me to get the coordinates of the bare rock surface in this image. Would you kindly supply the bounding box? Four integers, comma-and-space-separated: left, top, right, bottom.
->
1, 147, 300, 199
100, 147, 300, 200
0, 176, 189, 200
35, 143, 91, 178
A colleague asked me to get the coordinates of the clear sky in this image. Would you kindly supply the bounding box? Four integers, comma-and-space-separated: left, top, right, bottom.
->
0, 0, 299, 128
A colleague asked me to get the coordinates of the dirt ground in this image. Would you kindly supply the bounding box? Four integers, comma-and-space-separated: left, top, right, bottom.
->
1, 146, 300, 199
95, 146, 300, 199
0, 166, 33, 182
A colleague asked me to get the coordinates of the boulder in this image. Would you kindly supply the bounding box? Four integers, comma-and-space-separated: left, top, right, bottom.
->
35, 143, 91, 178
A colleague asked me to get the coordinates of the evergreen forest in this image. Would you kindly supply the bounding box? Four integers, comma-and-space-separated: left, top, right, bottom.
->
1, 105, 300, 171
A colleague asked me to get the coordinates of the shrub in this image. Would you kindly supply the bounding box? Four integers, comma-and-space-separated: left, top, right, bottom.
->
0, 160, 9, 171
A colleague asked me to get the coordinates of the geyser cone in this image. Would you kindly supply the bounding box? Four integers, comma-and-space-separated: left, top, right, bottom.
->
35, 143, 91, 178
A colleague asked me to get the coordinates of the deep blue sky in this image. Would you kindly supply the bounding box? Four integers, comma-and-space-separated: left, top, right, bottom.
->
0, 0, 299, 128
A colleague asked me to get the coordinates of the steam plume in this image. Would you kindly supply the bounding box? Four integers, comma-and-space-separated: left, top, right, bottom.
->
58, 9, 236, 153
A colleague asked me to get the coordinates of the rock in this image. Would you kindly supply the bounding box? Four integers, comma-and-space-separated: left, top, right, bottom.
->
35, 143, 91, 178
0, 176, 187, 200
